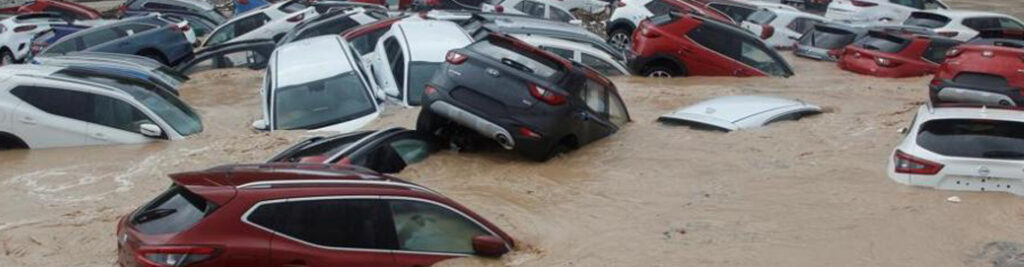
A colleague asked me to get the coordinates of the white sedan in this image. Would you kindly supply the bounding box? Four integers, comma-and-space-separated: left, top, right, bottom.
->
741, 8, 828, 48
903, 10, 1024, 42
0, 13, 65, 65
888, 104, 1024, 196
202, 0, 318, 48
515, 34, 630, 76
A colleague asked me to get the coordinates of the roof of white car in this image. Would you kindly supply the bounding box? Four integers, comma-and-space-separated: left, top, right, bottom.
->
733, 0, 799, 11
660, 95, 821, 131
395, 20, 472, 62
917, 105, 1024, 122
274, 35, 355, 88
512, 34, 612, 58
915, 10, 1015, 19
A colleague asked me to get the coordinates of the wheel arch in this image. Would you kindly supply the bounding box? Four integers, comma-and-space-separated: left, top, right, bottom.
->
0, 131, 29, 149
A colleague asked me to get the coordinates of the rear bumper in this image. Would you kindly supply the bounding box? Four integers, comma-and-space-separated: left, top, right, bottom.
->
930, 80, 1023, 106
838, 57, 931, 78
429, 100, 515, 149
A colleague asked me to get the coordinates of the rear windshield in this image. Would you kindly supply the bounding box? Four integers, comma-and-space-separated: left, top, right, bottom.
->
903, 12, 951, 29
132, 185, 216, 234
799, 25, 858, 49
470, 38, 566, 81
275, 131, 374, 162
746, 10, 776, 25
917, 119, 1024, 160
853, 32, 910, 53
279, 1, 309, 13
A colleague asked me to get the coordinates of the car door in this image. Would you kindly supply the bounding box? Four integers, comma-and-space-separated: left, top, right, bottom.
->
78, 27, 128, 53
683, 21, 746, 76
371, 34, 404, 101
574, 78, 616, 144
179, 44, 274, 75
387, 198, 498, 267
112, 23, 159, 54
781, 17, 822, 45
8, 85, 91, 148
81, 92, 158, 145
249, 197, 399, 267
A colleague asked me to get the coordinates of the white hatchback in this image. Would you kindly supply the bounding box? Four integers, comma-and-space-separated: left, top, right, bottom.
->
482, 0, 582, 24
825, 0, 947, 23
0, 64, 202, 149
902, 10, 1024, 42
201, 0, 318, 48
888, 104, 1024, 196
0, 13, 65, 65
369, 19, 472, 107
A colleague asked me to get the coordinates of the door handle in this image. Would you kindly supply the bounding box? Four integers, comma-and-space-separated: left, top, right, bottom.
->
92, 133, 108, 140
18, 116, 36, 125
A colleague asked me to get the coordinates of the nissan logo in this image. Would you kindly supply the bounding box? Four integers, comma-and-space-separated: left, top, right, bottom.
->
977, 166, 991, 176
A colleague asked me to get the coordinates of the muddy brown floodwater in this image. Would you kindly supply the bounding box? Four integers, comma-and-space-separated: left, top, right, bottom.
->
2, 1, 1024, 265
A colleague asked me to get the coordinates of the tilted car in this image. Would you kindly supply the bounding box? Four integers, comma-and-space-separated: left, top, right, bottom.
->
658, 95, 821, 131
888, 104, 1024, 196
116, 163, 514, 267
794, 22, 932, 61
740, 8, 828, 48
37, 14, 195, 66
627, 13, 794, 77
277, 7, 386, 45
0, 0, 102, 21
605, 0, 734, 50
175, 39, 276, 75
253, 35, 380, 133
201, 0, 319, 47
126, 9, 223, 38
824, 0, 947, 23
705, 0, 799, 24
0, 12, 66, 65
419, 33, 631, 161
517, 34, 631, 76
27, 22, 88, 56
902, 10, 1024, 42
268, 127, 438, 173
481, 0, 581, 24
370, 19, 473, 106
342, 15, 403, 66
837, 30, 961, 78
33, 51, 189, 94
930, 38, 1024, 106
460, 13, 625, 63
119, 0, 227, 26
0, 64, 201, 149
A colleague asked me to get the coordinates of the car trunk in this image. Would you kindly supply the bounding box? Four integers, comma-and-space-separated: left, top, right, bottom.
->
913, 119, 1024, 194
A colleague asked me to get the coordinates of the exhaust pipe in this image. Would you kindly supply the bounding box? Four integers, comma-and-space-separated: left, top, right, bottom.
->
430, 101, 516, 150
495, 133, 513, 150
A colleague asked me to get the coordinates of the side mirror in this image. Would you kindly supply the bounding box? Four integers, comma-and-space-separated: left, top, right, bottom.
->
898, 127, 909, 134
252, 119, 269, 131
140, 123, 163, 137
472, 235, 509, 257
569, 19, 583, 25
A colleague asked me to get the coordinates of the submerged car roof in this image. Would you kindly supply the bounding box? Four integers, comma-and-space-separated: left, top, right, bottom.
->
274, 35, 355, 88
918, 104, 1024, 122
659, 95, 821, 131
395, 20, 473, 62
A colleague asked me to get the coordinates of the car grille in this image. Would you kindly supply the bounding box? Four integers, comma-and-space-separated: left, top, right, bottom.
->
954, 73, 1008, 88
450, 86, 506, 116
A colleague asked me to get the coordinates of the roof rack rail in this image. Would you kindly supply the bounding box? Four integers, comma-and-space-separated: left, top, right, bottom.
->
236, 179, 441, 195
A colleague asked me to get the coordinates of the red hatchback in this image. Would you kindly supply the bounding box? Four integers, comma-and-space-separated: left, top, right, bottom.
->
627, 12, 794, 77
0, 0, 102, 20
930, 38, 1024, 106
116, 163, 513, 267
837, 30, 961, 78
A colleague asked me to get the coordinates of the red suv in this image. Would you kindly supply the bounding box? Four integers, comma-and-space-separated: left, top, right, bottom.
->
837, 30, 961, 78
0, 0, 102, 20
116, 163, 514, 267
930, 38, 1024, 106
627, 13, 794, 78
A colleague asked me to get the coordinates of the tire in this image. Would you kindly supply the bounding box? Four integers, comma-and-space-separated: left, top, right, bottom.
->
416, 108, 445, 136
137, 50, 167, 65
608, 27, 632, 51
643, 65, 677, 78
0, 49, 14, 66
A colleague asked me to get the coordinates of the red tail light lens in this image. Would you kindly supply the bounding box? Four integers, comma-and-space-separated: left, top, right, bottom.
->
518, 127, 542, 139
14, 25, 37, 32
875, 57, 900, 67
425, 85, 438, 95
445, 51, 468, 64
894, 150, 944, 174
137, 246, 218, 267
528, 84, 566, 105
760, 25, 774, 40
287, 13, 305, 23
850, 0, 877, 7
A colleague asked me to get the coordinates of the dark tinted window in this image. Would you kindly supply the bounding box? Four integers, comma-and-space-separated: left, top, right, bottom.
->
206, 13, 270, 46
132, 185, 215, 234
687, 23, 741, 57
90, 94, 152, 133
922, 39, 958, 63
11, 86, 91, 121
515, 0, 545, 17
644, 0, 676, 16
143, 2, 187, 10
390, 200, 489, 254
407, 62, 440, 106
853, 32, 909, 53
745, 10, 776, 25
349, 26, 390, 55
799, 25, 858, 50
278, 1, 309, 13
707, 3, 755, 23
904, 12, 951, 29
470, 38, 566, 80
274, 131, 374, 162
917, 119, 1024, 159
81, 28, 125, 47
963, 17, 1001, 31
250, 199, 396, 249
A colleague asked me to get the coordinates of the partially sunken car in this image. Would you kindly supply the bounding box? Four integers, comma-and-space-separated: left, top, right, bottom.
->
267, 127, 438, 173
930, 38, 1024, 106
370, 19, 473, 106
837, 30, 961, 78
658, 95, 821, 131
176, 39, 276, 75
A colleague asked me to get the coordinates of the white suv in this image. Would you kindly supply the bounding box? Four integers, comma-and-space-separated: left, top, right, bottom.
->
253, 35, 380, 133
888, 104, 1024, 196
481, 0, 581, 24
369, 19, 472, 107
201, 0, 319, 48
902, 10, 1024, 42
0, 13, 66, 66
825, 0, 948, 23
0, 64, 202, 149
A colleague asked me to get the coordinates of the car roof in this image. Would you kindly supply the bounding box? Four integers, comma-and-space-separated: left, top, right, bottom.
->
274, 35, 355, 87
918, 104, 1024, 122
168, 163, 438, 196
57, 14, 163, 40
40, 52, 165, 69
512, 34, 612, 58
660, 95, 820, 131
0, 64, 144, 98
395, 20, 472, 61
915, 9, 1014, 19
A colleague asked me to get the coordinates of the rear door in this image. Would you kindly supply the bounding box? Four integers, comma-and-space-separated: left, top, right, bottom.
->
574, 77, 616, 144
8, 85, 91, 148
387, 198, 494, 267
79, 27, 128, 52
371, 34, 404, 100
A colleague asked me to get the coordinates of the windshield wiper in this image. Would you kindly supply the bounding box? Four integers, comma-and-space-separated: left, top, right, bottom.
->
982, 150, 1024, 159
133, 208, 177, 224
500, 58, 534, 74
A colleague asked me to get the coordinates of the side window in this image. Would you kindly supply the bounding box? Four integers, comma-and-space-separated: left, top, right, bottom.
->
390, 200, 490, 254
539, 46, 574, 60
249, 199, 396, 250
686, 24, 740, 59
90, 94, 153, 134
206, 23, 236, 46
119, 23, 157, 35
608, 89, 628, 127
81, 28, 125, 47
384, 37, 405, 91
44, 38, 82, 55
787, 18, 820, 34
350, 26, 391, 55
184, 57, 216, 74
999, 18, 1024, 30
235, 13, 271, 38
513, 0, 529, 12
520, 1, 545, 17
549, 7, 573, 23
11, 86, 91, 122
922, 40, 957, 63
644, 0, 674, 16
43, 6, 87, 20
581, 53, 623, 76
580, 79, 609, 116
963, 18, 1000, 31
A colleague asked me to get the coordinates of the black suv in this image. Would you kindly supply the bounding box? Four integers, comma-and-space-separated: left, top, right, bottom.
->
418, 33, 630, 161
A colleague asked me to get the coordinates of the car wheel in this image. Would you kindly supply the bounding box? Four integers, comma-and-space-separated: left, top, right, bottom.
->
416, 108, 446, 136
0, 49, 14, 66
643, 65, 675, 78
608, 28, 632, 50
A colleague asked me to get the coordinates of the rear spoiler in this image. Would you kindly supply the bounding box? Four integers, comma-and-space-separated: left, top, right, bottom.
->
169, 170, 238, 206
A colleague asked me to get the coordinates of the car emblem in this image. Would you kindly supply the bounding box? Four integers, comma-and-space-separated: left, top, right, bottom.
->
977, 166, 991, 176
120, 233, 128, 245
486, 68, 500, 77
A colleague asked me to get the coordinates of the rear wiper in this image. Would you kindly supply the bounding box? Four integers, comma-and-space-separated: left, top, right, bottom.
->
500, 58, 534, 74
982, 150, 1024, 159
133, 208, 177, 224
863, 44, 880, 51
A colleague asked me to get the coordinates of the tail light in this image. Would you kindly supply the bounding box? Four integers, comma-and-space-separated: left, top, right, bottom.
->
14, 25, 37, 32
287, 13, 305, 23
640, 26, 659, 38
850, 0, 877, 7
893, 150, 943, 174
760, 25, 775, 40
137, 245, 219, 267
238, 0, 249, 4
945, 47, 962, 57
119, 4, 128, 14
875, 57, 900, 67
528, 84, 566, 105
518, 127, 542, 139
495, 5, 504, 12
929, 79, 941, 87
445, 51, 468, 64
425, 85, 438, 95
616, 1, 626, 7
172, 24, 190, 33
936, 31, 959, 38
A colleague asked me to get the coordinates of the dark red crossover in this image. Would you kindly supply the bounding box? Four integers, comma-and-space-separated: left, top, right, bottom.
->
837, 30, 961, 78
627, 12, 794, 77
117, 163, 514, 267
0, 0, 102, 20
930, 38, 1024, 106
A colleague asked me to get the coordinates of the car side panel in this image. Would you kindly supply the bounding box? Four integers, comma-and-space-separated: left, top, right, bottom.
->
9, 80, 91, 149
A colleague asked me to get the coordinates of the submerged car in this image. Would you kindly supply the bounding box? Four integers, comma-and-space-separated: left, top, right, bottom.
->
268, 127, 438, 173
119, 0, 227, 27
605, 0, 734, 50
116, 163, 514, 267
658, 95, 821, 131
276, 7, 385, 45
254, 35, 380, 133
705, 0, 799, 24
370, 19, 473, 106
628, 12, 794, 77
481, 0, 580, 24
201, 0, 319, 47
888, 104, 1024, 196
175, 39, 276, 75
740, 8, 828, 48
902, 10, 1024, 42
419, 33, 631, 161
824, 0, 947, 23
28, 23, 89, 57
794, 22, 932, 61
32, 52, 189, 93
36, 14, 195, 65
0, 64, 201, 149
0, 12, 66, 65
930, 38, 1024, 106
518, 34, 631, 76
461, 12, 625, 62
837, 30, 961, 78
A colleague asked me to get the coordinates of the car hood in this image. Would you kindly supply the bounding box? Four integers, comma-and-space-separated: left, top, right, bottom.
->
659, 95, 821, 131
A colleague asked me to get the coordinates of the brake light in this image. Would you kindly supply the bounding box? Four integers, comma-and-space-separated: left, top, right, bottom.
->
875, 57, 900, 67
14, 25, 37, 32
495, 5, 503, 12
929, 79, 941, 87
945, 47, 962, 57
850, 0, 877, 7
172, 24, 190, 32
287, 13, 305, 23
445, 51, 468, 64
760, 25, 774, 40
518, 127, 542, 139
528, 84, 566, 105
137, 246, 218, 267
936, 31, 959, 38
425, 85, 437, 95
893, 150, 944, 174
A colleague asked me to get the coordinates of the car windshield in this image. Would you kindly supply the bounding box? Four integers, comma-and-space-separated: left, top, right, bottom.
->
740, 42, 791, 76
854, 32, 910, 53
407, 62, 441, 106
917, 119, 1024, 159
745, 10, 776, 25
54, 70, 203, 136
274, 72, 375, 130
799, 25, 858, 50
903, 12, 950, 29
